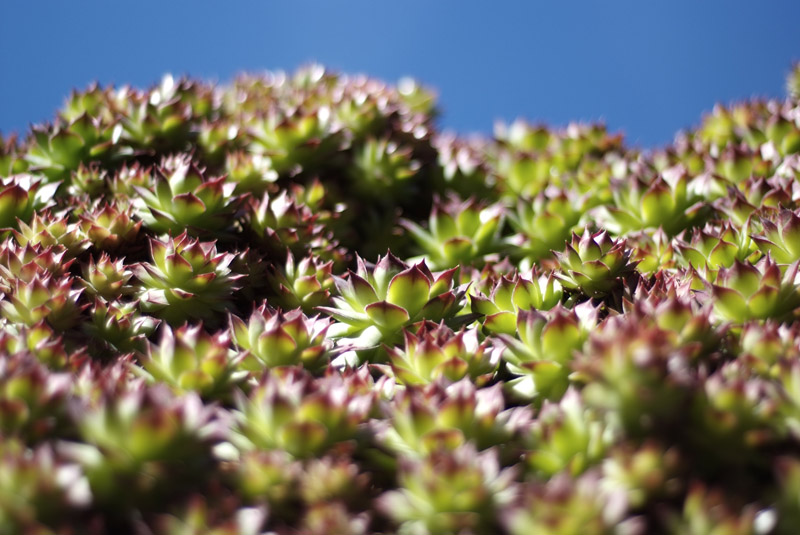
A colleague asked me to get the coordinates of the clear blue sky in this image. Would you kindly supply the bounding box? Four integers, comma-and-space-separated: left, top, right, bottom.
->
2, 1, 799, 148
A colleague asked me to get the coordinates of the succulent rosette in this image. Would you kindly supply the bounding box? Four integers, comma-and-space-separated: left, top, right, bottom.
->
78, 200, 142, 251
382, 322, 499, 387
133, 156, 241, 235
377, 445, 516, 535
710, 257, 800, 323
470, 270, 563, 335
553, 229, 638, 299
752, 208, 800, 265
231, 367, 376, 459
499, 306, 595, 401
132, 233, 242, 325
400, 195, 505, 270
675, 222, 758, 281
377, 380, 522, 456
137, 324, 243, 398
0, 174, 59, 230
230, 304, 331, 371
318, 253, 466, 351
265, 252, 334, 313
506, 188, 586, 265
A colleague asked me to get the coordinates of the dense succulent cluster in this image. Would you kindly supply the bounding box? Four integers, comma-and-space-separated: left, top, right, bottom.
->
1, 64, 800, 534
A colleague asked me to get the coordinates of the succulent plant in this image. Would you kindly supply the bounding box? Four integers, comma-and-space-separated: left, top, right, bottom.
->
231, 367, 375, 458
230, 304, 331, 371
85, 298, 159, 354
137, 324, 242, 398
79, 253, 135, 300
378, 380, 520, 456
503, 472, 626, 535
523, 388, 614, 478
265, 252, 335, 313
752, 208, 800, 265
506, 188, 586, 265
0, 439, 91, 533
0, 273, 86, 331
78, 200, 142, 251
710, 257, 800, 323
133, 156, 241, 235
132, 233, 241, 325
553, 229, 638, 299
11, 209, 89, 257
470, 270, 563, 335
377, 445, 516, 535
0, 175, 59, 230
318, 253, 466, 350
382, 322, 499, 387
499, 306, 595, 401
401, 196, 505, 270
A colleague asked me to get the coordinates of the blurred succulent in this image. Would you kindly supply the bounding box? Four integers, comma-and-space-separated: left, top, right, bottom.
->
133, 156, 241, 235
152, 497, 268, 535
710, 258, 800, 323
230, 304, 331, 372
62, 381, 220, 510
432, 133, 493, 197
378, 380, 519, 456
85, 298, 159, 354
0, 322, 74, 369
137, 324, 242, 398
119, 75, 210, 151
499, 307, 594, 401
788, 62, 800, 100
223, 150, 278, 194
576, 316, 696, 438
377, 445, 516, 535
401, 196, 504, 270
318, 254, 465, 350
132, 233, 242, 325
523, 388, 614, 478
601, 441, 682, 509
627, 228, 677, 275
470, 270, 563, 335
231, 367, 375, 458
553, 229, 638, 299
68, 161, 107, 197
689, 359, 785, 472
0, 240, 72, 288
506, 188, 586, 264
234, 449, 301, 504
0, 439, 91, 533
0, 352, 72, 442
247, 108, 342, 175
667, 484, 763, 535
265, 252, 334, 313
382, 322, 498, 387
347, 137, 420, 200
598, 169, 707, 237
0, 175, 59, 230
24, 116, 120, 181
503, 472, 627, 535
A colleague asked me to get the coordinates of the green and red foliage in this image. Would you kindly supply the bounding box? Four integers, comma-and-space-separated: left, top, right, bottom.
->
1, 64, 800, 533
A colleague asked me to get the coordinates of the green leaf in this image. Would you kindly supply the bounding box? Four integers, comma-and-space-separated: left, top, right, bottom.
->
387, 265, 432, 318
